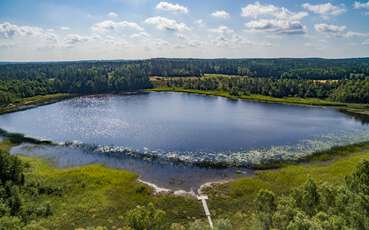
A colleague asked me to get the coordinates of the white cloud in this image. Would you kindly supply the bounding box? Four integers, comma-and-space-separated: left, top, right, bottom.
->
314, 23, 369, 38
130, 31, 150, 39
245, 19, 306, 34
211, 10, 230, 19
91, 20, 143, 33
363, 39, 369, 45
314, 23, 346, 35
0, 22, 57, 42
345, 31, 369, 38
354, 1, 369, 9
60, 26, 70, 31
107, 12, 119, 18
194, 19, 205, 27
64, 34, 89, 46
0, 22, 19, 39
209, 26, 234, 34
156, 2, 188, 14
241, 2, 308, 20
187, 40, 203, 47
302, 3, 346, 19
144, 16, 190, 32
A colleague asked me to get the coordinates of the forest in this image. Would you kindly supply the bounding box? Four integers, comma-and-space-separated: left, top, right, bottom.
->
0, 58, 369, 106
162, 76, 369, 104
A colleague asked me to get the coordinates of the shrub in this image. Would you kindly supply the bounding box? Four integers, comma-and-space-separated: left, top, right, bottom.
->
127, 203, 166, 230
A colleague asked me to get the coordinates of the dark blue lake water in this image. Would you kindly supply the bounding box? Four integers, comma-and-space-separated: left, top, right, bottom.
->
2, 92, 369, 190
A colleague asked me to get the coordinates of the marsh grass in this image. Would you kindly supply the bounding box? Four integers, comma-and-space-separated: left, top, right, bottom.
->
16, 155, 202, 229
0, 134, 367, 229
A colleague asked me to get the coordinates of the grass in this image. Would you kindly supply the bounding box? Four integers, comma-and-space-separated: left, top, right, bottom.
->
204, 146, 369, 228
0, 93, 73, 114
18, 156, 202, 229
7, 140, 367, 229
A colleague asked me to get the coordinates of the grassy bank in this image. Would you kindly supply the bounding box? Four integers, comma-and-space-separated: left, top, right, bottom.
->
0, 93, 73, 114
147, 87, 369, 115
203, 144, 369, 228
0, 139, 202, 229
1, 138, 369, 229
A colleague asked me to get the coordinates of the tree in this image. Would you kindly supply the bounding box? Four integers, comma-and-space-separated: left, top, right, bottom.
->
255, 189, 276, 230
300, 178, 319, 216
346, 160, 369, 195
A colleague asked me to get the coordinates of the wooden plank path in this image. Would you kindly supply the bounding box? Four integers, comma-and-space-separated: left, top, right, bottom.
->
197, 195, 214, 229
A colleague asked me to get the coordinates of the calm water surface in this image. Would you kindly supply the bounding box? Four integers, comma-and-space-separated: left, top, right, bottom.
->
2, 92, 369, 190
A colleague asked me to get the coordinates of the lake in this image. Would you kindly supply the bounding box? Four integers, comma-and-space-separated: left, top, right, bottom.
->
2, 92, 369, 190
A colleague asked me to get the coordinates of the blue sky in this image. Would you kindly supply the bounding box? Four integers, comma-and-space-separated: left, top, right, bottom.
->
0, 0, 368, 61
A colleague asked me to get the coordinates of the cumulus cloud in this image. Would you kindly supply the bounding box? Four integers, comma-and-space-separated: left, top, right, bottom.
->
107, 12, 119, 18
241, 2, 308, 20
64, 34, 89, 46
194, 19, 205, 27
314, 23, 369, 38
315, 23, 346, 33
156, 1, 188, 14
0, 22, 19, 39
91, 20, 143, 33
245, 19, 306, 34
209, 26, 234, 34
130, 31, 150, 39
144, 16, 190, 32
302, 3, 346, 19
353, 1, 369, 9
0, 22, 57, 42
60, 26, 70, 31
211, 10, 230, 19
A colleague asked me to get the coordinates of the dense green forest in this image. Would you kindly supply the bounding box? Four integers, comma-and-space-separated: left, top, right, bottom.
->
0, 58, 369, 106
161, 76, 369, 104
0, 62, 152, 106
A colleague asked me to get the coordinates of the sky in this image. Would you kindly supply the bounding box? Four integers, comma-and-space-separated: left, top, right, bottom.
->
0, 0, 369, 61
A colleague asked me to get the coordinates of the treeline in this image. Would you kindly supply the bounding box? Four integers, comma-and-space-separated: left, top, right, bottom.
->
2, 58, 369, 81
0, 58, 369, 106
0, 63, 152, 106
149, 58, 369, 79
163, 76, 369, 103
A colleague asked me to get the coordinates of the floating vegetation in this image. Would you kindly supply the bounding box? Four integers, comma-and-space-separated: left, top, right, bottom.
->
56, 128, 369, 169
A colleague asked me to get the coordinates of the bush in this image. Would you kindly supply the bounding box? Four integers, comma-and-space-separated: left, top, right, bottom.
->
0, 216, 23, 230
127, 203, 166, 230
253, 160, 369, 229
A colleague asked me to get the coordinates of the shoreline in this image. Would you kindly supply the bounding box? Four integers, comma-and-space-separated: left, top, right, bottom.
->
1, 90, 369, 195
146, 87, 369, 117
0, 93, 74, 115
